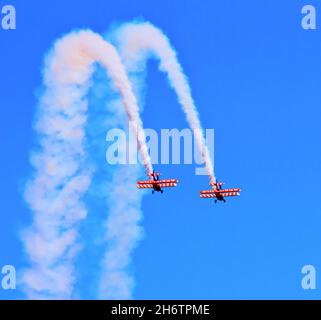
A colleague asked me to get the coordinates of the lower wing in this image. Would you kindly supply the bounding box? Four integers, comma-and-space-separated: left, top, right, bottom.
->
137, 179, 178, 189
137, 180, 178, 189
200, 190, 240, 198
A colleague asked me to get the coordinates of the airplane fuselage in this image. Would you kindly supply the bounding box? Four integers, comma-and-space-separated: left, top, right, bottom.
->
213, 189, 226, 202
215, 193, 224, 201
151, 173, 163, 193
153, 184, 162, 192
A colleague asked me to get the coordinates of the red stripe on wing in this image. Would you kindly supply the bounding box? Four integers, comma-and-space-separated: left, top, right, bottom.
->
200, 193, 217, 198
158, 183, 177, 188
137, 184, 154, 189
137, 179, 178, 185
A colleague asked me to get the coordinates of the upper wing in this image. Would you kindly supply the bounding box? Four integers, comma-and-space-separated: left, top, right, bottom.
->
221, 188, 240, 193
218, 191, 240, 197
200, 190, 216, 195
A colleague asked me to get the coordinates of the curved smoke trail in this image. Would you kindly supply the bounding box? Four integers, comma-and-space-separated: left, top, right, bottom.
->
23, 30, 151, 298
113, 21, 215, 182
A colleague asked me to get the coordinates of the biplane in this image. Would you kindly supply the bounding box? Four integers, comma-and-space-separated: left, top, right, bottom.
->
137, 171, 178, 194
200, 180, 240, 203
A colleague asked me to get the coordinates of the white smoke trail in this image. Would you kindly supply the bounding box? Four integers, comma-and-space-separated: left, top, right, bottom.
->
97, 89, 147, 298
99, 159, 144, 299
23, 30, 151, 298
113, 21, 215, 182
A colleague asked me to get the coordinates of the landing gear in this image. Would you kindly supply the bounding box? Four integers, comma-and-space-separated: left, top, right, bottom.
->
215, 200, 217, 203
223, 199, 226, 203
152, 190, 154, 194
161, 190, 164, 194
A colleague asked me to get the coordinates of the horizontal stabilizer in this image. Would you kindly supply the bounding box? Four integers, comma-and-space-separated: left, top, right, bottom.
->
147, 172, 160, 177
210, 181, 224, 187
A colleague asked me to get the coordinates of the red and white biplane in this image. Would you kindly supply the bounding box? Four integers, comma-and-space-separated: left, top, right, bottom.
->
200, 180, 240, 203
137, 171, 178, 194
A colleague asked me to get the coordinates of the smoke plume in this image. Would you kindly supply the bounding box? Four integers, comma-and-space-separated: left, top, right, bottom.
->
23, 30, 150, 298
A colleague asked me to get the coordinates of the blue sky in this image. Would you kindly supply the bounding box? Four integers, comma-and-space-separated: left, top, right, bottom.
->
1, 0, 321, 299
